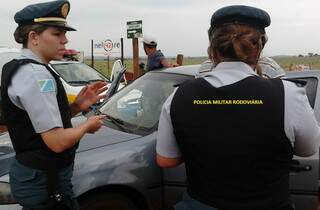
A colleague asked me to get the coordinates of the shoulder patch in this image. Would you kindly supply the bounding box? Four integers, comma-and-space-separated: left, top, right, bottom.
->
38, 79, 55, 92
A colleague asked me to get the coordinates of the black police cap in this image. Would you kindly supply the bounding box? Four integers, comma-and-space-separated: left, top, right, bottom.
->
211, 5, 270, 30
14, 0, 76, 31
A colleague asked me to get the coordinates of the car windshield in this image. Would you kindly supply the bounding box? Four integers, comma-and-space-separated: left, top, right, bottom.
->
99, 72, 193, 136
52, 62, 109, 85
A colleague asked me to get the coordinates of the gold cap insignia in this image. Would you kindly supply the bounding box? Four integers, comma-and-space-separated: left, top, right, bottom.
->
61, 3, 69, 18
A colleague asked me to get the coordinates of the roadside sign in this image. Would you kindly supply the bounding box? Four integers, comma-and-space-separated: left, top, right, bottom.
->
127, 20, 143, 39
93, 39, 121, 56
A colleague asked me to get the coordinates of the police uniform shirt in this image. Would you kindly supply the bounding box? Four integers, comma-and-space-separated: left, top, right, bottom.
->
156, 61, 320, 158
8, 49, 63, 133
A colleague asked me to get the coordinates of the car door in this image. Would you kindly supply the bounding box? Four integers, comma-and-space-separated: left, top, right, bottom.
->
162, 75, 319, 210
284, 75, 319, 210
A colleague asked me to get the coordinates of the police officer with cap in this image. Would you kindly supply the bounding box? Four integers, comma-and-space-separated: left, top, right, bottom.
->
156, 5, 320, 210
143, 35, 175, 71
2, 1, 107, 209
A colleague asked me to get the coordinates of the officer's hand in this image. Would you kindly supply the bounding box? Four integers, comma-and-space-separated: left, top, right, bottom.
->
74, 81, 108, 112
86, 115, 106, 134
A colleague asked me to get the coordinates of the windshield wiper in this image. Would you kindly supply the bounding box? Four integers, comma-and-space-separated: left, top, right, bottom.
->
88, 79, 107, 83
104, 116, 129, 133
68, 80, 89, 84
105, 115, 124, 125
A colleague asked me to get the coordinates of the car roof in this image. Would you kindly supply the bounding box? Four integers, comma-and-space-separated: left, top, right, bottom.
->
285, 70, 320, 78
150, 64, 200, 76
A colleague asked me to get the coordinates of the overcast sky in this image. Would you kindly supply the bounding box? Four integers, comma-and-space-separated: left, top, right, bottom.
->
1, 0, 320, 57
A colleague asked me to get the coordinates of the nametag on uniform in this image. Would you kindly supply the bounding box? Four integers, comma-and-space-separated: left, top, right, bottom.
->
37, 79, 55, 92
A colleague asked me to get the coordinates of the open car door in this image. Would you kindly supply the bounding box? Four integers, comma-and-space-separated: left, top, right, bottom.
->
284, 73, 319, 210
106, 60, 126, 98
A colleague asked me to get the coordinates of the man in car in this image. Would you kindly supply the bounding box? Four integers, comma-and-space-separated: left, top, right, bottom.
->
143, 36, 175, 71
1, 1, 106, 209
156, 5, 320, 210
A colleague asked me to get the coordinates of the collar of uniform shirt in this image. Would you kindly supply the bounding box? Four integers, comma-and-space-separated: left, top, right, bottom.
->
214, 61, 258, 76
21, 48, 43, 63
201, 61, 259, 88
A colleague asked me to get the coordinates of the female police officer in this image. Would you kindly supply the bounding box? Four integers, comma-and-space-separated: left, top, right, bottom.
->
156, 5, 320, 210
1, 1, 107, 209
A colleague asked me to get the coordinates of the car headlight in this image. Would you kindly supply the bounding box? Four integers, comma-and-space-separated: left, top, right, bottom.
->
0, 181, 16, 204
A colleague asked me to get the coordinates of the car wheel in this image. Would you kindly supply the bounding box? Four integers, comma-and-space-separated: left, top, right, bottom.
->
79, 192, 139, 210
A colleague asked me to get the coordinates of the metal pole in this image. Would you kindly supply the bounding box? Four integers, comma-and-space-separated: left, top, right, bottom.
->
132, 38, 139, 79
107, 56, 110, 76
91, 40, 94, 68
121, 38, 124, 65
176, 54, 184, 66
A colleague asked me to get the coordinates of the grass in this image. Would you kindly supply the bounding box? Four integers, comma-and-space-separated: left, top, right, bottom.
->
272, 55, 320, 70
85, 55, 320, 78
85, 57, 208, 78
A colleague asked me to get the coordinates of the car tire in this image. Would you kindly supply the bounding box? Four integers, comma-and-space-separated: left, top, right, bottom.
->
79, 192, 139, 210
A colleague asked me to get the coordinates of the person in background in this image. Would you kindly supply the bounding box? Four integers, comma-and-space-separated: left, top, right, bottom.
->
156, 5, 319, 210
1, 1, 106, 209
143, 36, 176, 71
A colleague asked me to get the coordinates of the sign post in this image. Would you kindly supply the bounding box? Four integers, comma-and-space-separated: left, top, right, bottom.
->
127, 20, 142, 79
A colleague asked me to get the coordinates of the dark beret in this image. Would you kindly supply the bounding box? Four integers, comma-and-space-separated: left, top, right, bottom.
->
211, 5, 270, 30
14, 0, 75, 31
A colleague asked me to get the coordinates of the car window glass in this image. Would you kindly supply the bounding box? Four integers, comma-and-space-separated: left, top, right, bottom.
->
52, 63, 108, 84
99, 73, 192, 135
293, 77, 318, 108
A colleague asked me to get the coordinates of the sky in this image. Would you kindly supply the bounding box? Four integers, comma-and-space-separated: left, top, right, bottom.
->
1, 0, 320, 58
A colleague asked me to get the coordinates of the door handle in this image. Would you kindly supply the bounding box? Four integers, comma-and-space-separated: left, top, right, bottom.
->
290, 160, 312, 172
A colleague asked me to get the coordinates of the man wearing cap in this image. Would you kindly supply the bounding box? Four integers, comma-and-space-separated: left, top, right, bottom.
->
156, 5, 319, 210
143, 36, 174, 71
2, 1, 107, 209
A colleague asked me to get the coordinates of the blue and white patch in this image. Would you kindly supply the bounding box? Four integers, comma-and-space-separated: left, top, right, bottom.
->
37, 79, 55, 92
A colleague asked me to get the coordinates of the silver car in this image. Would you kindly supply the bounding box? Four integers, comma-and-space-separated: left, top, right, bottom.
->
0, 65, 318, 210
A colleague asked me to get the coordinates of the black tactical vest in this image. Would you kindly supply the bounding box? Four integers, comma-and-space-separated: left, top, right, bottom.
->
1, 59, 77, 170
170, 76, 293, 210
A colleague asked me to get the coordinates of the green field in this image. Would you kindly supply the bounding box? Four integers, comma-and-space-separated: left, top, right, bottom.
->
85, 55, 320, 78
273, 55, 320, 70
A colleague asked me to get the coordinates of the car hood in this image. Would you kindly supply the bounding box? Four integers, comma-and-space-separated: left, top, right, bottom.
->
77, 125, 141, 152
0, 115, 141, 177
73, 115, 142, 152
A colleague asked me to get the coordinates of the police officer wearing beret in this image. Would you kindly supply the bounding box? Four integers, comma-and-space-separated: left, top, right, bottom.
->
1, 1, 107, 209
156, 5, 320, 210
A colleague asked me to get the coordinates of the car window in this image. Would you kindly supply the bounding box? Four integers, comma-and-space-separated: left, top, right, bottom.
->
295, 77, 318, 108
52, 63, 109, 85
99, 72, 192, 135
